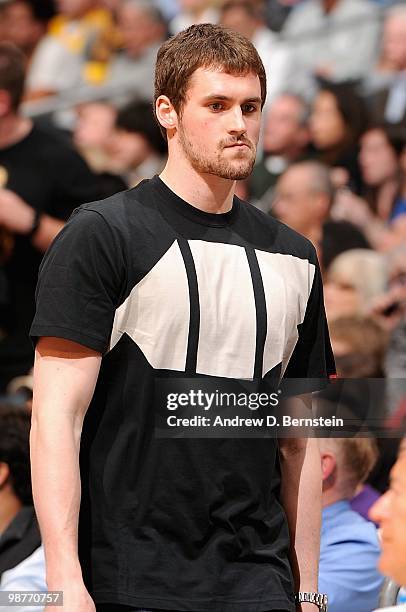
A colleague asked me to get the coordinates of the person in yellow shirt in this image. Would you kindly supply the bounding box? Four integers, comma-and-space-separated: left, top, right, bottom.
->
26, 0, 119, 98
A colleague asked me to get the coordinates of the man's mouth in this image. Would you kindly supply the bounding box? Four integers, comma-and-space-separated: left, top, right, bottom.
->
226, 142, 250, 149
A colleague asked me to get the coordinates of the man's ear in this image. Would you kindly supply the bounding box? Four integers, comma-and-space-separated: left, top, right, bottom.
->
155, 95, 178, 136
321, 451, 336, 484
0, 462, 10, 488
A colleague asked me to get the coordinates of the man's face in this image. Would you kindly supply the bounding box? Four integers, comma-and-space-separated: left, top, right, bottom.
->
117, 5, 163, 58
273, 166, 321, 233
175, 67, 262, 181
263, 95, 306, 155
369, 442, 406, 586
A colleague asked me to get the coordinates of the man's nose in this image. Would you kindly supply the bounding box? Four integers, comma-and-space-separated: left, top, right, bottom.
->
228, 107, 247, 136
369, 491, 391, 524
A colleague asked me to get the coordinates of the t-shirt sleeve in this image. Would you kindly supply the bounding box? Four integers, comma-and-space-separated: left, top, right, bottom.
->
283, 247, 336, 393
30, 207, 126, 353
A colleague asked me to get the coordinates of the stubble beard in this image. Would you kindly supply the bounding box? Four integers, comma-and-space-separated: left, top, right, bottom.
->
178, 123, 256, 180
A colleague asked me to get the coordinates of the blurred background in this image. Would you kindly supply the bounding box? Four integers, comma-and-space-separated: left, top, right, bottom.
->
0, 1, 405, 609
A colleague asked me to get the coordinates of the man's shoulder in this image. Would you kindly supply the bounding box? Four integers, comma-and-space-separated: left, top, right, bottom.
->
323, 503, 380, 546
238, 197, 317, 262
71, 178, 157, 229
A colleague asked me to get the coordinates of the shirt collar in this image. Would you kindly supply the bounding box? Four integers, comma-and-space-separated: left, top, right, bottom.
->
0, 507, 35, 551
322, 499, 351, 520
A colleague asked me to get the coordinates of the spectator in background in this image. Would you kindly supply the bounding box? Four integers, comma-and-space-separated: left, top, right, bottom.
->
318, 436, 383, 612
324, 248, 387, 321
220, 0, 292, 108
326, 316, 388, 523
370, 438, 406, 612
282, 0, 380, 94
0, 405, 45, 596
0, 0, 55, 64
26, 0, 115, 98
0, 43, 103, 391
321, 219, 371, 270
310, 80, 367, 193
249, 92, 311, 207
73, 100, 117, 172
360, 125, 405, 222
169, 0, 219, 35
106, 99, 167, 186
331, 124, 406, 250
104, 0, 167, 105
272, 160, 371, 270
263, 0, 301, 33
273, 160, 334, 260
370, 244, 406, 414
329, 316, 387, 378
366, 4, 406, 128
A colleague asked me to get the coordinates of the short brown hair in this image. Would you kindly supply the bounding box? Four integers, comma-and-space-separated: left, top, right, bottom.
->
339, 437, 379, 494
320, 436, 379, 497
0, 43, 25, 111
154, 23, 267, 137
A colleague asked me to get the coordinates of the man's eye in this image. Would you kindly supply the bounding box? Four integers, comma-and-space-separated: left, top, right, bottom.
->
209, 103, 223, 111
242, 104, 256, 113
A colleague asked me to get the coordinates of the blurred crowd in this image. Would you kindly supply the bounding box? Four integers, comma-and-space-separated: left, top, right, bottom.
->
0, 0, 405, 610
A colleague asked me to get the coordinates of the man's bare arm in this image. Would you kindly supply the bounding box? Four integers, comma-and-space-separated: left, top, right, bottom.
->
278, 394, 322, 610
30, 337, 102, 609
0, 189, 64, 252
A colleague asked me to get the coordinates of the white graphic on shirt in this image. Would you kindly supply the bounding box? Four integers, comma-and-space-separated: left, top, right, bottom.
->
109, 240, 315, 379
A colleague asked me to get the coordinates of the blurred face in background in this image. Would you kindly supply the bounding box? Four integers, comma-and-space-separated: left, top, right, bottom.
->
263, 94, 309, 157
370, 441, 406, 586
324, 273, 360, 321
310, 90, 346, 150
56, 0, 95, 18
179, 0, 210, 13
2, 1, 45, 56
383, 14, 406, 71
359, 129, 399, 187
273, 165, 329, 234
107, 129, 152, 172
117, 4, 165, 58
220, 6, 257, 41
74, 102, 116, 150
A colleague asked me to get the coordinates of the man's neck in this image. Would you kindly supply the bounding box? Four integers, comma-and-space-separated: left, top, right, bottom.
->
295, 223, 322, 247
160, 158, 235, 214
0, 114, 32, 149
322, 491, 348, 508
0, 495, 22, 536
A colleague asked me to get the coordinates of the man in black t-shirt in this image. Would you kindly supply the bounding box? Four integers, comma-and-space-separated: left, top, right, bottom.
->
30, 25, 335, 612
0, 43, 103, 390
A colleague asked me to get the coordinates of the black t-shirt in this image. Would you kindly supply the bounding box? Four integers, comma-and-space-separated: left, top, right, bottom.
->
0, 123, 103, 387
31, 176, 335, 612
